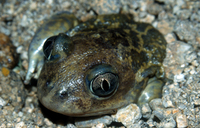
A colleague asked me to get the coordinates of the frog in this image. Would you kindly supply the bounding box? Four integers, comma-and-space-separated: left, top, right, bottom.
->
25, 12, 166, 126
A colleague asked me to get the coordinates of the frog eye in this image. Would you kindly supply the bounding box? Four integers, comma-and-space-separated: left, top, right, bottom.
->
43, 36, 57, 60
90, 73, 119, 97
43, 34, 72, 61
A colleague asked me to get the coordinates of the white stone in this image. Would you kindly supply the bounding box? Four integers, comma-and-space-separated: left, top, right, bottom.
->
174, 74, 185, 83
15, 122, 25, 128
0, 97, 6, 106
112, 104, 142, 126
176, 113, 188, 128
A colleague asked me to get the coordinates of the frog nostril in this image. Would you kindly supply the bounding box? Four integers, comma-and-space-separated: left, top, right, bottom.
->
45, 80, 54, 90
46, 80, 51, 87
59, 91, 67, 98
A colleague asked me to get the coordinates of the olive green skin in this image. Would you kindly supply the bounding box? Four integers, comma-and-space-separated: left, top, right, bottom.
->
27, 13, 166, 117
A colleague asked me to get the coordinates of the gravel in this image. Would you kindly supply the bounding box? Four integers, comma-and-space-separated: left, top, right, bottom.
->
0, 0, 200, 127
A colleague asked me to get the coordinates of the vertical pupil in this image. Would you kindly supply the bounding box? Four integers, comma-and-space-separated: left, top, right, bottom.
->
101, 79, 110, 91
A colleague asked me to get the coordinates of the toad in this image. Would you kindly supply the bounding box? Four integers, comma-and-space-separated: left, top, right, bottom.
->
25, 12, 166, 118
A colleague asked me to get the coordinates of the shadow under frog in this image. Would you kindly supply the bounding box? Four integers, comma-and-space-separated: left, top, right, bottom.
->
25, 12, 166, 127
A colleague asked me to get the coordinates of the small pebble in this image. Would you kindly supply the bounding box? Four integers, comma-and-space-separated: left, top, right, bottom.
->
174, 20, 196, 41
15, 122, 25, 128
147, 3, 163, 15
153, 109, 165, 121
61, 1, 71, 9
157, 20, 174, 35
75, 115, 112, 128
44, 118, 53, 126
128, 120, 144, 128
162, 95, 175, 108
191, 60, 199, 67
0, 71, 26, 111
176, 9, 191, 19
147, 118, 155, 127
90, 0, 121, 14
163, 40, 194, 75
18, 112, 23, 117
176, 113, 188, 128
149, 99, 163, 110
0, 97, 7, 107
185, 52, 197, 63
30, 2, 37, 10
0, 33, 18, 69
164, 33, 177, 44
92, 123, 105, 128
112, 104, 142, 126
139, 14, 155, 23
172, 109, 180, 114
159, 117, 176, 128
1, 67, 10, 77
66, 123, 76, 128
174, 74, 185, 83
141, 103, 152, 119
194, 99, 200, 106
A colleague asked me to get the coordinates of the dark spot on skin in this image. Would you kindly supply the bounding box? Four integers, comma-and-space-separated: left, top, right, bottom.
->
142, 28, 166, 54
109, 29, 127, 37
142, 31, 158, 51
130, 50, 148, 73
143, 43, 154, 51
94, 36, 104, 44
121, 39, 129, 47
146, 28, 166, 46
130, 30, 140, 49
131, 39, 140, 49
142, 33, 153, 46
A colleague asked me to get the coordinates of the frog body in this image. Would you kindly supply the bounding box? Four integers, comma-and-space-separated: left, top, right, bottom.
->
25, 12, 166, 117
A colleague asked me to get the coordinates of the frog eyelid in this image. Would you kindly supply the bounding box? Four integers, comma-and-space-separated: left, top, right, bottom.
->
43, 36, 56, 60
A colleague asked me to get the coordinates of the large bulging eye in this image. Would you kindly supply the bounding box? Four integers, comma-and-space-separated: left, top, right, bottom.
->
43, 36, 57, 60
90, 73, 119, 97
85, 64, 119, 98
43, 34, 73, 61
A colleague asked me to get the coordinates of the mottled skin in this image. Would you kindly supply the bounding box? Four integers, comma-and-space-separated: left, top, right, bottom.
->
25, 12, 167, 117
